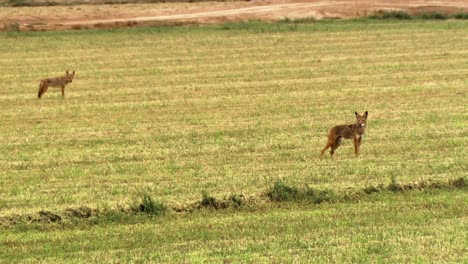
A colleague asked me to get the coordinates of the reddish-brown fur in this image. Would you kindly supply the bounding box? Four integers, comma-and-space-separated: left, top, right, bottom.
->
38, 70, 75, 99
320, 111, 368, 157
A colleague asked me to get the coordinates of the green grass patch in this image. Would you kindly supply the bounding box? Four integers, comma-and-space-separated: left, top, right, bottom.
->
199, 191, 220, 209
418, 12, 449, 20
197, 191, 247, 210
132, 194, 167, 216
368, 10, 413, 20
367, 10, 468, 20
454, 12, 468, 19
0, 19, 467, 261
267, 181, 336, 203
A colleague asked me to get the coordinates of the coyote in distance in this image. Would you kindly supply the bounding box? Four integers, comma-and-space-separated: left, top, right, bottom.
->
320, 111, 368, 157
38, 70, 75, 99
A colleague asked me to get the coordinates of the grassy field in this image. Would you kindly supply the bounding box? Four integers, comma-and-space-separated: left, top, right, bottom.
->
0, 20, 467, 262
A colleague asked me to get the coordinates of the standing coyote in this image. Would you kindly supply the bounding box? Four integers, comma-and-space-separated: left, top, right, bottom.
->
38, 70, 75, 99
320, 111, 368, 157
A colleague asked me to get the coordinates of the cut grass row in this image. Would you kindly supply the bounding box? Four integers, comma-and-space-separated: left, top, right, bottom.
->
1, 189, 466, 262
1, 176, 465, 228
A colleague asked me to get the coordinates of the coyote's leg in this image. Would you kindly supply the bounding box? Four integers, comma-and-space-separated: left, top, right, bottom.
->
320, 138, 334, 157
61, 85, 65, 97
330, 137, 342, 156
38, 83, 48, 99
354, 136, 360, 157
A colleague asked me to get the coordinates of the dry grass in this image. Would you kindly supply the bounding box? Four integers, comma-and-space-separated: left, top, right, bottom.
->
0, 20, 467, 261
2, 21, 467, 215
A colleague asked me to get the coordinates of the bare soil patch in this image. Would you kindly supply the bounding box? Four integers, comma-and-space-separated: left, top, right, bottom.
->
1, 0, 467, 31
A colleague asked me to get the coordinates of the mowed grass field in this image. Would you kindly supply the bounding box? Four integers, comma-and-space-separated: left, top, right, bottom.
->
0, 20, 467, 262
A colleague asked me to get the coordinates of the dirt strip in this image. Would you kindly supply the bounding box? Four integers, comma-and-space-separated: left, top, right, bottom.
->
0, 0, 467, 31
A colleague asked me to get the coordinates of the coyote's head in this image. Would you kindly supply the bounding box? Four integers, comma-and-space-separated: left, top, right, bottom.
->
355, 111, 368, 128
66, 70, 75, 83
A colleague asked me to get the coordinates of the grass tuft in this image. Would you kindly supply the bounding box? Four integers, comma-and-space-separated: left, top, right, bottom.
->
304, 187, 336, 204
217, 20, 301, 33
200, 191, 221, 209
279, 17, 317, 24
228, 194, 245, 208
418, 12, 449, 20
363, 185, 382, 194
387, 176, 403, 192
133, 194, 167, 217
267, 181, 335, 204
267, 181, 301, 202
448, 177, 466, 188
454, 13, 468, 19
369, 10, 413, 20
64, 206, 94, 219
197, 192, 247, 209
35, 210, 62, 223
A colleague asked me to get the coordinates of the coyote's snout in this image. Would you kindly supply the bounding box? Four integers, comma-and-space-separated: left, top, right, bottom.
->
38, 70, 75, 99
320, 111, 368, 157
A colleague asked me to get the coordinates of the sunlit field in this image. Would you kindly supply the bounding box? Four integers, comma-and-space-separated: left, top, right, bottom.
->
0, 20, 467, 262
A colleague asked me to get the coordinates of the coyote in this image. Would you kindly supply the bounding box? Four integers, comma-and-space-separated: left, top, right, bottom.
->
38, 70, 75, 99
320, 111, 368, 157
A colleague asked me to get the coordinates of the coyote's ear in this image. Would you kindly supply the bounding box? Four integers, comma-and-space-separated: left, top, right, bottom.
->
364, 111, 368, 118
72, 70, 75, 75
66, 70, 69, 75
355, 111, 359, 118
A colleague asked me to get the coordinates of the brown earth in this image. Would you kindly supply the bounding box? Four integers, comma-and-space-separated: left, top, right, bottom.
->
0, 0, 467, 31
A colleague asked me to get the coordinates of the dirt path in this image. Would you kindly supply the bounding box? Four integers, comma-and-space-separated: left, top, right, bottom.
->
1, 0, 467, 31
